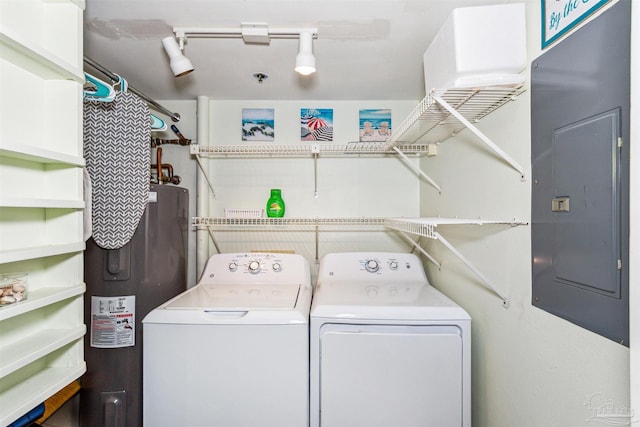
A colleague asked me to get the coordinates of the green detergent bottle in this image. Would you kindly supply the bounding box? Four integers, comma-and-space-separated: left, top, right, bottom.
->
266, 188, 285, 218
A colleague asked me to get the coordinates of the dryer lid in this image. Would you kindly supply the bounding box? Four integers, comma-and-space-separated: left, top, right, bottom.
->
310, 283, 470, 321
165, 283, 301, 310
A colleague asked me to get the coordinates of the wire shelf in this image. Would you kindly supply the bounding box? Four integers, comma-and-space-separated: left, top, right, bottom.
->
385, 217, 526, 239
193, 217, 388, 229
190, 143, 432, 157
384, 84, 526, 147
195, 216, 527, 307
194, 216, 525, 233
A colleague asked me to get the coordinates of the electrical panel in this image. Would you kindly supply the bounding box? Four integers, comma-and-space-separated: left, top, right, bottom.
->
531, 0, 630, 345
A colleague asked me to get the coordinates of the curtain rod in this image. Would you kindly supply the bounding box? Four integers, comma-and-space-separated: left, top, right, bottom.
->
83, 57, 181, 122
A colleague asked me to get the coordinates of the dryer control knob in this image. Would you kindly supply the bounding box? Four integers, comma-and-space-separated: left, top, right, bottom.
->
248, 261, 261, 274
365, 259, 379, 273
272, 263, 282, 272
228, 262, 238, 272
389, 261, 399, 270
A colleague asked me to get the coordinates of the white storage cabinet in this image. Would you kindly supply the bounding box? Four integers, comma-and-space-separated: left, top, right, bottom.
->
0, 1, 86, 425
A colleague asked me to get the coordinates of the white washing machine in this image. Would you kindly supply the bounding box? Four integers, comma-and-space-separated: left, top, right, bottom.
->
142, 252, 312, 427
310, 252, 471, 427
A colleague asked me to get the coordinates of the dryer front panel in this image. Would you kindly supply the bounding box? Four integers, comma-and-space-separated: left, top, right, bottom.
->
318, 324, 463, 427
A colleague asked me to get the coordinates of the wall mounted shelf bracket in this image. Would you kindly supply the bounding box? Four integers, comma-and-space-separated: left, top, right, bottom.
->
384, 217, 527, 307
431, 94, 526, 181
392, 146, 441, 193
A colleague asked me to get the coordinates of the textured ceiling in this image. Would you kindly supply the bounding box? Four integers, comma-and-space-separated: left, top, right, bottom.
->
83, 0, 522, 101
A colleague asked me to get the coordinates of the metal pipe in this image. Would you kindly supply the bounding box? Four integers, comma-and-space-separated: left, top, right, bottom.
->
173, 26, 318, 38
196, 96, 211, 275
156, 147, 164, 183
83, 57, 181, 122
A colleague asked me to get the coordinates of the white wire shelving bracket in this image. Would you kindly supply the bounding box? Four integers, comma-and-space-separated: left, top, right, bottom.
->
383, 84, 527, 184
384, 217, 528, 308
392, 146, 441, 193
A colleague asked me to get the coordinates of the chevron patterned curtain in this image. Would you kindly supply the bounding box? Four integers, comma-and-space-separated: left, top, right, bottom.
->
83, 91, 151, 249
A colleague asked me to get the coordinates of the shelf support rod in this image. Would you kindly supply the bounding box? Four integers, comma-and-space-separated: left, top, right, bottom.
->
312, 144, 320, 198
398, 231, 441, 269
432, 94, 526, 180
434, 231, 509, 307
208, 229, 222, 254
194, 155, 217, 198
392, 146, 441, 193
315, 225, 320, 263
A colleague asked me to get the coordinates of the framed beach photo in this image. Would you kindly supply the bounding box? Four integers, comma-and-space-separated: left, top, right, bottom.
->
301, 108, 333, 141
359, 109, 391, 142
242, 108, 275, 141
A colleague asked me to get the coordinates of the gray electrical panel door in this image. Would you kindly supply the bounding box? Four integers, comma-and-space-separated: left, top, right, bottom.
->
531, 0, 629, 345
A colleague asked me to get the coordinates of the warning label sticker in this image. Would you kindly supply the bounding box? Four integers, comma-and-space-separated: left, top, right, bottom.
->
90, 295, 135, 348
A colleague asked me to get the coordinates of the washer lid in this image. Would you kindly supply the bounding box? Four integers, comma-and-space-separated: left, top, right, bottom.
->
165, 283, 301, 310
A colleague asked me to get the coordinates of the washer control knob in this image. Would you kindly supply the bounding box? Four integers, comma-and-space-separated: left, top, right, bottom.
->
228, 262, 238, 272
272, 263, 282, 272
389, 261, 399, 270
248, 261, 261, 274
365, 259, 379, 273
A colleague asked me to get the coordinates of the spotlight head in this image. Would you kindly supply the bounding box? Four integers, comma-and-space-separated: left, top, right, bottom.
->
295, 31, 316, 76
162, 36, 194, 77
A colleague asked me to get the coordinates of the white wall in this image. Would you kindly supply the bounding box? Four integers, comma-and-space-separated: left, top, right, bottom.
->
418, 2, 631, 426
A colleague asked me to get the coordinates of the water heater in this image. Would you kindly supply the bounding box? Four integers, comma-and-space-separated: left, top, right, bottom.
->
80, 184, 189, 426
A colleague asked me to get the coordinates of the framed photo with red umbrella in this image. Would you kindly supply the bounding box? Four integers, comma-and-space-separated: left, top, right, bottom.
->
301, 108, 333, 141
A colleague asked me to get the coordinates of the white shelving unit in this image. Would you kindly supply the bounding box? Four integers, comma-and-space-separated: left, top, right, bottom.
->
193, 84, 527, 306
0, 1, 86, 425
192, 85, 526, 195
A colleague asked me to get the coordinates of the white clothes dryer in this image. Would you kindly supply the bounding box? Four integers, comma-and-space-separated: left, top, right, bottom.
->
310, 252, 471, 427
143, 252, 312, 427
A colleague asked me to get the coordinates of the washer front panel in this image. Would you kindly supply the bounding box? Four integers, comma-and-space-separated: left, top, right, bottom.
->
144, 322, 308, 427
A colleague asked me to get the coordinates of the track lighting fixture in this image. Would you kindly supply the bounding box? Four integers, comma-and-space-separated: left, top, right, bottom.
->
161, 35, 194, 77
167, 23, 318, 76
294, 31, 316, 75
